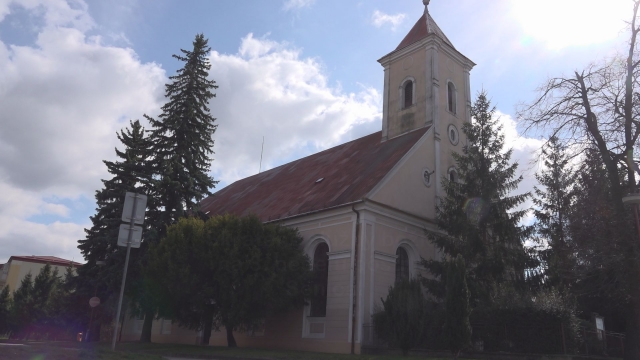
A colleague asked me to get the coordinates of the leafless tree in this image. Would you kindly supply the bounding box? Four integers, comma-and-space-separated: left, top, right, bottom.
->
518, 1, 640, 357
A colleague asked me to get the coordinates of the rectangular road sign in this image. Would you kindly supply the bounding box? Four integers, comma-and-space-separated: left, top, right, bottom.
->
121, 192, 147, 225
117, 224, 142, 248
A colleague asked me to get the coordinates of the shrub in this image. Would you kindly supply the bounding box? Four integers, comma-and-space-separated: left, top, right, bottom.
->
372, 278, 428, 356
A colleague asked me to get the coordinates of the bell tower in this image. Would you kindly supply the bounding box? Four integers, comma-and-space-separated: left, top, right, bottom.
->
378, 0, 475, 203
378, 0, 475, 142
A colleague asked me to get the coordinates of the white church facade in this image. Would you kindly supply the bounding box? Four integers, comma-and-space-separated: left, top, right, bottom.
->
120, 2, 475, 354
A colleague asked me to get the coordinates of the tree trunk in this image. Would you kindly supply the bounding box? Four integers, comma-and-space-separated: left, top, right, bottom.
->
201, 305, 214, 345
139, 309, 155, 343
226, 325, 237, 348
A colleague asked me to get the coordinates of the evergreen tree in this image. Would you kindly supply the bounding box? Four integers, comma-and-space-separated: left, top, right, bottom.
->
31, 264, 59, 326
0, 286, 10, 335
76, 120, 152, 337
140, 33, 218, 342
421, 91, 536, 306
372, 279, 428, 356
532, 136, 575, 289
9, 273, 34, 338
444, 255, 471, 358
146, 33, 218, 232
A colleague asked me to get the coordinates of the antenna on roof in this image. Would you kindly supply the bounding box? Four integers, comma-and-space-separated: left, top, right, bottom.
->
259, 136, 265, 174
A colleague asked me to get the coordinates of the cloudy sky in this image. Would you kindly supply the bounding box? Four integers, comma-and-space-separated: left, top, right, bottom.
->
0, 0, 634, 263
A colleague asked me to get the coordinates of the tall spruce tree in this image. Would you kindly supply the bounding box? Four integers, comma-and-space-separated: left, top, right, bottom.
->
76, 120, 152, 338
146, 33, 218, 232
0, 286, 10, 335
139, 33, 218, 342
533, 136, 575, 289
444, 255, 471, 359
421, 91, 536, 306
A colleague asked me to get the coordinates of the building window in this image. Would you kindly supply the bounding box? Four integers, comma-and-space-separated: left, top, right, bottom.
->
449, 168, 459, 183
310, 242, 329, 317
395, 247, 410, 283
404, 80, 414, 109
448, 82, 457, 114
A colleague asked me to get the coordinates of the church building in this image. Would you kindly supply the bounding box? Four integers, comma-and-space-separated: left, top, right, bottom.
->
121, 1, 475, 353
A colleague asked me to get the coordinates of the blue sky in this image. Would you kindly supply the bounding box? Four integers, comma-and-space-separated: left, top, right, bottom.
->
0, 0, 634, 263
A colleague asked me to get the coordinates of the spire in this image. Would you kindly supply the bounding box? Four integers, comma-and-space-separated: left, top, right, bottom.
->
394, 1, 454, 51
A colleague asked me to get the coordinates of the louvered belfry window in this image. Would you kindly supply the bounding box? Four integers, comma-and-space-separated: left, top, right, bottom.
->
404, 81, 413, 108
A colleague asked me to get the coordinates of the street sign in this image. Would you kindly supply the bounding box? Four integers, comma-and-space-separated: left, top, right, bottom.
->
89, 297, 100, 308
117, 224, 142, 248
121, 192, 147, 224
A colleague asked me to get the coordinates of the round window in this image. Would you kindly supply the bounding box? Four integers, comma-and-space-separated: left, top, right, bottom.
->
448, 124, 459, 145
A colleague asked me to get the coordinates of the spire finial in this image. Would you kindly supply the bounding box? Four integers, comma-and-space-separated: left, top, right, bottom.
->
423, 0, 430, 14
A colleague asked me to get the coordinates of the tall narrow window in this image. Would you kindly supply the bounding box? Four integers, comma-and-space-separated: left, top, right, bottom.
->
310, 243, 329, 317
448, 82, 456, 114
395, 247, 409, 283
404, 81, 413, 108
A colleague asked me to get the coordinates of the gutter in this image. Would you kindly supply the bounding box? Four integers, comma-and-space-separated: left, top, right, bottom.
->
350, 205, 361, 354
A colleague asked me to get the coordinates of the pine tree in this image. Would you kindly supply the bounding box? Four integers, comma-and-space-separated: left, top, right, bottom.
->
9, 273, 34, 338
139, 34, 218, 342
0, 286, 10, 335
146, 33, 218, 233
444, 255, 471, 358
533, 136, 575, 289
31, 264, 59, 326
421, 91, 536, 306
76, 120, 152, 334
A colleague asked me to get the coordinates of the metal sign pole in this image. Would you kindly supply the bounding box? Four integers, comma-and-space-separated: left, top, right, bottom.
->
111, 194, 138, 351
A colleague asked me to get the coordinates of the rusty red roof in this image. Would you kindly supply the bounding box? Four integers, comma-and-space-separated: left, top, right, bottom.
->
395, 12, 454, 51
8, 255, 82, 267
201, 128, 429, 222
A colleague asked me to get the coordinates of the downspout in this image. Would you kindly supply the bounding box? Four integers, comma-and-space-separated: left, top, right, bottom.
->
350, 205, 361, 354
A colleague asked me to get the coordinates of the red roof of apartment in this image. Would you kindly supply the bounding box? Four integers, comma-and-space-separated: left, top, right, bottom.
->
200, 128, 429, 222
8, 255, 82, 267
395, 12, 454, 51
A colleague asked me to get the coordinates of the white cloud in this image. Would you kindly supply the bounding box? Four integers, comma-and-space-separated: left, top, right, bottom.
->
495, 110, 545, 226
511, 0, 630, 49
0, 0, 166, 262
208, 33, 381, 186
371, 10, 406, 31
282, 0, 315, 11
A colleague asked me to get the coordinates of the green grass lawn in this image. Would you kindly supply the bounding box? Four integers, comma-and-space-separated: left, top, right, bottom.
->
0, 341, 458, 360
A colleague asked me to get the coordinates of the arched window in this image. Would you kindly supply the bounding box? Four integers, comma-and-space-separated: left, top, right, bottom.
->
447, 82, 457, 114
449, 168, 458, 183
310, 243, 329, 317
404, 81, 414, 109
395, 247, 410, 283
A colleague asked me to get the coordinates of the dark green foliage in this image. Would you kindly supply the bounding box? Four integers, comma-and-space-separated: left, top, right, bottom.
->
373, 279, 428, 356
533, 136, 576, 290
566, 149, 635, 332
146, 33, 218, 232
422, 91, 536, 306
75, 119, 152, 339
0, 286, 10, 335
147, 214, 311, 347
470, 289, 580, 354
138, 34, 219, 342
444, 255, 471, 357
9, 272, 35, 337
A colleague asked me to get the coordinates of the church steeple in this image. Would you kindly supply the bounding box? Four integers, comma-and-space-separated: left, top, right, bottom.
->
377, 1, 475, 141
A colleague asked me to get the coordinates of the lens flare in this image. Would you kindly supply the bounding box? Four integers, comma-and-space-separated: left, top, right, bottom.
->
463, 197, 488, 225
